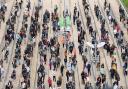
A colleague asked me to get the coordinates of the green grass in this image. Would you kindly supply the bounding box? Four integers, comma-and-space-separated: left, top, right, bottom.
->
122, 0, 128, 8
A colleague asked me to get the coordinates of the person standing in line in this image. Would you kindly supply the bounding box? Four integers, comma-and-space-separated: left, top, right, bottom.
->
52, 70, 56, 82
48, 77, 52, 88
60, 64, 64, 76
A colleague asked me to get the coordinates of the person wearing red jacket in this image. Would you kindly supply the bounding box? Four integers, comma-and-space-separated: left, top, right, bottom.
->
48, 77, 52, 88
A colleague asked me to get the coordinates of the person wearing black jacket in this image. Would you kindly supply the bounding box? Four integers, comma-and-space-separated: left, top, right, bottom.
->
5, 80, 13, 89
60, 64, 64, 76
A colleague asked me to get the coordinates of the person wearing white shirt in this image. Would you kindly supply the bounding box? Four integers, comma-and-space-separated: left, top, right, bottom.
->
113, 84, 119, 89
0, 66, 4, 81
52, 70, 56, 82
69, 76, 72, 82
26, 66, 30, 73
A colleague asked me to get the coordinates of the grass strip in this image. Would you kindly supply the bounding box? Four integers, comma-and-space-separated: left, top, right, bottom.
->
122, 0, 128, 8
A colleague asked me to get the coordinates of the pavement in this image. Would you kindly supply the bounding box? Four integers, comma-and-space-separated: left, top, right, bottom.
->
0, 0, 128, 89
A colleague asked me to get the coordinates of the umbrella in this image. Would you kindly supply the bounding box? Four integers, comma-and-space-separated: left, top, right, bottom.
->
97, 42, 105, 48
66, 16, 71, 27
66, 26, 71, 31
58, 17, 65, 29
85, 42, 94, 48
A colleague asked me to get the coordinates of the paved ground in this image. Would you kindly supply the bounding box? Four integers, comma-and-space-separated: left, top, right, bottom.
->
0, 0, 128, 89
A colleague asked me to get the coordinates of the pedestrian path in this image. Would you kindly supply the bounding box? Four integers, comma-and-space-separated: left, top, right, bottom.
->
0, 0, 128, 89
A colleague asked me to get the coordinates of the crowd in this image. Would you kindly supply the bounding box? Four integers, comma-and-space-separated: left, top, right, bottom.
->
0, 3, 7, 28
0, 0, 23, 85
83, 0, 128, 89
103, 0, 128, 78
36, 4, 77, 89
0, 0, 127, 89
